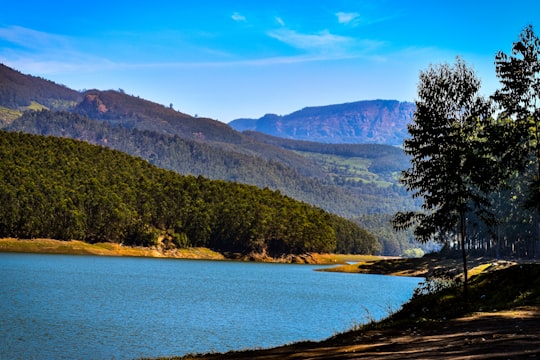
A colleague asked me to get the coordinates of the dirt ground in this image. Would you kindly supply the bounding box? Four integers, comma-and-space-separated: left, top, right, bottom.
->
184, 309, 540, 359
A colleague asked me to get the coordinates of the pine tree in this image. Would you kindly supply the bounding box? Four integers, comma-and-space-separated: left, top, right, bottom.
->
393, 58, 493, 301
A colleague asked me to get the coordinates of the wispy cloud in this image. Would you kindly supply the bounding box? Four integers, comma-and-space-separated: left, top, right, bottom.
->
266, 27, 385, 60
0, 25, 70, 51
335, 12, 360, 26
231, 12, 246, 22
268, 28, 352, 52
0, 25, 119, 75
125, 53, 370, 69
275, 17, 285, 26
0, 23, 391, 76
0, 55, 116, 75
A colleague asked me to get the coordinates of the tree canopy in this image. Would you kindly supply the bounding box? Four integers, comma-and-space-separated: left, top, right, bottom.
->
493, 24, 540, 212
392, 58, 495, 296
393, 25, 540, 283
0, 130, 378, 256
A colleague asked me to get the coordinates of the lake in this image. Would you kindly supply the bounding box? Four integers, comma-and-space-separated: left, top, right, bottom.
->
0, 253, 421, 359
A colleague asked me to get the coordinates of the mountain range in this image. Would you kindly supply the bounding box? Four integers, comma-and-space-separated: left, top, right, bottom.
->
229, 100, 415, 146
0, 63, 420, 255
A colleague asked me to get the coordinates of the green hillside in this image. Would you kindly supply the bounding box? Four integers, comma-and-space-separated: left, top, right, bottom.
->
0, 130, 378, 256
6, 110, 417, 218
0, 64, 419, 255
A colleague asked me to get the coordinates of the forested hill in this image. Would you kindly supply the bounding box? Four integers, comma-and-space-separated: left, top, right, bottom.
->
0, 63, 239, 143
0, 130, 378, 256
243, 130, 409, 172
0, 63, 82, 119
6, 110, 416, 217
0, 64, 419, 254
7, 110, 417, 218
74, 89, 243, 143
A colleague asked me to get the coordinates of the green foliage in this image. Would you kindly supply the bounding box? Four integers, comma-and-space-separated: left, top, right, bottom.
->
352, 213, 432, 256
493, 24, 540, 213
393, 264, 540, 322
393, 25, 540, 263
402, 248, 424, 258
393, 57, 494, 246
0, 106, 22, 125
5, 110, 416, 219
296, 151, 392, 188
0, 130, 377, 256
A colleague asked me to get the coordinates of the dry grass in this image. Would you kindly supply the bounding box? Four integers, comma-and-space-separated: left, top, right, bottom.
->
0, 238, 392, 264
0, 238, 225, 260
318, 254, 519, 278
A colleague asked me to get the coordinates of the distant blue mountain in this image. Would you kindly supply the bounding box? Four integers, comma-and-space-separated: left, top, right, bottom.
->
229, 100, 415, 146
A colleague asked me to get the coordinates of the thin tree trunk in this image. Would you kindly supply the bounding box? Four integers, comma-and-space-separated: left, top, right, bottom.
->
460, 211, 468, 303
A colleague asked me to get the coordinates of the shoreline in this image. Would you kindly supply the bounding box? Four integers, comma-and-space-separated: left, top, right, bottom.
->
172, 308, 540, 360
0, 238, 383, 265
4, 237, 538, 359
170, 260, 540, 360
316, 253, 525, 278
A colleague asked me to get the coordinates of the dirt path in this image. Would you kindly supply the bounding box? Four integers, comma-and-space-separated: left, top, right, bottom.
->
183, 309, 539, 359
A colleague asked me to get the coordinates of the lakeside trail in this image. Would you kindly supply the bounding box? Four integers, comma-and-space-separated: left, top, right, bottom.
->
172, 258, 540, 360
179, 309, 540, 359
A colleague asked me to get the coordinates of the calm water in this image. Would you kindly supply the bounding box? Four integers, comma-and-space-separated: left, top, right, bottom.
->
0, 253, 421, 360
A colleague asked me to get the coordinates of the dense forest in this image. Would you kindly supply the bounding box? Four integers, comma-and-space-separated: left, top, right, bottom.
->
0, 130, 378, 256
0, 63, 424, 255
6, 110, 417, 217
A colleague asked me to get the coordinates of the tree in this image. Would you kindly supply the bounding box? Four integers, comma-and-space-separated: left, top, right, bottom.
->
493, 24, 540, 256
393, 58, 493, 301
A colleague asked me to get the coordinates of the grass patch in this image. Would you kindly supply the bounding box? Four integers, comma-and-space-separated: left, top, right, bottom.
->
320, 256, 434, 276
375, 262, 540, 327
0, 106, 23, 124
20, 101, 49, 111
0, 238, 225, 259
295, 151, 394, 187
312, 253, 383, 265
318, 254, 516, 278
47, 99, 79, 110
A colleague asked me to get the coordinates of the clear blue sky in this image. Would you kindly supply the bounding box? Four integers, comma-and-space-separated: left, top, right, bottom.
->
1, 1, 538, 122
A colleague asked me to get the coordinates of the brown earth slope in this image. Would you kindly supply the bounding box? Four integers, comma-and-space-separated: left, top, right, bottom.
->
170, 260, 540, 360
178, 309, 539, 359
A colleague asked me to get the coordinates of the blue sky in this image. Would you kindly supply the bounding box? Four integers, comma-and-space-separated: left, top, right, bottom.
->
1, 1, 539, 122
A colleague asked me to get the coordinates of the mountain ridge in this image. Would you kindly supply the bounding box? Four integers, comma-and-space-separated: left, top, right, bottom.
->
229, 99, 415, 146
0, 64, 421, 254
0, 63, 82, 110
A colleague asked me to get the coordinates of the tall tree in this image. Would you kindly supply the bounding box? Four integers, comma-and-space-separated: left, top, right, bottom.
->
493, 24, 540, 256
393, 58, 493, 300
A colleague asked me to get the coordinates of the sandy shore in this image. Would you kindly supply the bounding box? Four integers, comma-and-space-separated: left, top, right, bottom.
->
0, 238, 383, 264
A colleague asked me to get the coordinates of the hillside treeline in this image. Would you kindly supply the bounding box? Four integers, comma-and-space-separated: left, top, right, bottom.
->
0, 130, 377, 256
6, 110, 417, 217
0, 64, 81, 110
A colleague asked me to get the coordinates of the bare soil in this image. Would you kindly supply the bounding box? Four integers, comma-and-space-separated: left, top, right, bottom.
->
319, 255, 521, 278
175, 258, 540, 360
180, 309, 540, 359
